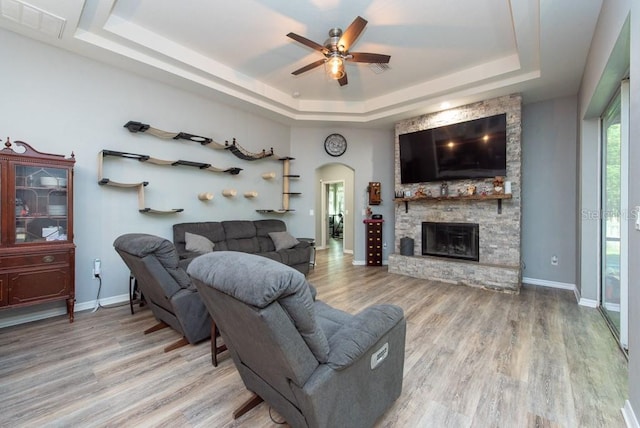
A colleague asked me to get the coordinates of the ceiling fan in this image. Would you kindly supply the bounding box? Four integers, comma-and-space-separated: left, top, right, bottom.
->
286, 16, 390, 87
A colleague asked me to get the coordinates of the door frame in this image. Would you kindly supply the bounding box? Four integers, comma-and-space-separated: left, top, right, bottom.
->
320, 179, 345, 250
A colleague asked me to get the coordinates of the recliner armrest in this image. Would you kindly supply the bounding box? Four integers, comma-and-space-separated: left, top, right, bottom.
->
325, 304, 404, 370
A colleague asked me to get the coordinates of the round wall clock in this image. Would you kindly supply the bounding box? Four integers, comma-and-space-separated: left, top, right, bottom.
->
324, 133, 347, 157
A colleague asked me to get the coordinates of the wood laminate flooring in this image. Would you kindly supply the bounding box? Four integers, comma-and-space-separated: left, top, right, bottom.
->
0, 241, 628, 427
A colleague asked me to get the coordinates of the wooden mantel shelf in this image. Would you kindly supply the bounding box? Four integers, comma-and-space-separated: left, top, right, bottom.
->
394, 193, 512, 214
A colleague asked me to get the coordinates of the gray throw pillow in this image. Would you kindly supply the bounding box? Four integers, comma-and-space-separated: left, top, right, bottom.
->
185, 232, 215, 254
269, 231, 299, 251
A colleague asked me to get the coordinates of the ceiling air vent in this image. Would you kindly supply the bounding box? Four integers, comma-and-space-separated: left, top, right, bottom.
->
1, 0, 65, 39
368, 63, 391, 74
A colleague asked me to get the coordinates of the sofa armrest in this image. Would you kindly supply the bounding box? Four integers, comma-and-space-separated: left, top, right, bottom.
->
294, 240, 310, 249
326, 304, 404, 370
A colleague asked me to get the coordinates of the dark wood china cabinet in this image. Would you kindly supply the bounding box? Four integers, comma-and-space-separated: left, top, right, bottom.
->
0, 138, 75, 322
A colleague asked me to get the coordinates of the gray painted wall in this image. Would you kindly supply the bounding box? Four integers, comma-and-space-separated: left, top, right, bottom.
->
521, 97, 578, 285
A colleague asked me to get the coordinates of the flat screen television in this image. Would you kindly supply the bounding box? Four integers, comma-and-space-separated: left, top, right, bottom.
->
399, 113, 507, 184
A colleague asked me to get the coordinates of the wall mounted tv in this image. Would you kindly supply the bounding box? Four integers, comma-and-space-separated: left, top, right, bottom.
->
399, 113, 507, 184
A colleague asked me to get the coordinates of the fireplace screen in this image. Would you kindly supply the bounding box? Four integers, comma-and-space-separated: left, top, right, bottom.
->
422, 222, 479, 261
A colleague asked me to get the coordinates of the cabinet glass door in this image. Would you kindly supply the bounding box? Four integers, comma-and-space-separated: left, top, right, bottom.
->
14, 164, 69, 244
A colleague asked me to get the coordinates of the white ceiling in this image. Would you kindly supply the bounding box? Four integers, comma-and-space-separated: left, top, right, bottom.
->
0, 0, 603, 127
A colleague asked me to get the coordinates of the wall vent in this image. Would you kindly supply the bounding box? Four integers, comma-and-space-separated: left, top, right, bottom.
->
1, 0, 65, 39
368, 63, 391, 74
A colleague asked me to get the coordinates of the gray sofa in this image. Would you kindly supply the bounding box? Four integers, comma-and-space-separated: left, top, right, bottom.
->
173, 219, 311, 275
188, 251, 406, 428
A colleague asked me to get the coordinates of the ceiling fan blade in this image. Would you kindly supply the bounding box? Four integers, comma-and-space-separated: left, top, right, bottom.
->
338, 73, 348, 86
291, 58, 326, 75
348, 52, 391, 64
339, 16, 367, 52
286, 32, 327, 53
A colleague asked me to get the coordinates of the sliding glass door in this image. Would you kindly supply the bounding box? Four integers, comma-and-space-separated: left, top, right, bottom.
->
600, 81, 629, 351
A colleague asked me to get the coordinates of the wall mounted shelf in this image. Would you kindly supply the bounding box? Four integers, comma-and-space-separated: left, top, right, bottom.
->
124, 121, 274, 161
98, 150, 185, 214
256, 157, 300, 214
395, 193, 512, 214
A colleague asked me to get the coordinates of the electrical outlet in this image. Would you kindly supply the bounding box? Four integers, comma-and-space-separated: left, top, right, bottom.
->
383, 242, 387, 249
551, 255, 558, 266
93, 258, 101, 278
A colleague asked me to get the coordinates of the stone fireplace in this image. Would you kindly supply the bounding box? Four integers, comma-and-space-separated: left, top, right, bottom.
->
422, 222, 479, 261
388, 94, 522, 293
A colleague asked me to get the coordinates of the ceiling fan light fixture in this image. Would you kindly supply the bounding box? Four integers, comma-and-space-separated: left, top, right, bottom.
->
326, 55, 345, 80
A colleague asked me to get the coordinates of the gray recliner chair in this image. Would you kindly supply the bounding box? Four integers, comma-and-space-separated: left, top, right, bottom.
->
188, 251, 406, 428
114, 233, 213, 353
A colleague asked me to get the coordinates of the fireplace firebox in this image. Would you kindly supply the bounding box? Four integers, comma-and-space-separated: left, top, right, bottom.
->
422, 222, 479, 261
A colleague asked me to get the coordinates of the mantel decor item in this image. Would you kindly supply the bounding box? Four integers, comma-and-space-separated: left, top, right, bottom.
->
440, 182, 448, 196
493, 176, 505, 194
324, 133, 347, 157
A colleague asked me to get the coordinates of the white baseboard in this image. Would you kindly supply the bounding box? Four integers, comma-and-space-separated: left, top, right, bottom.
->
522, 277, 576, 290
522, 277, 598, 307
623, 400, 640, 428
0, 294, 130, 329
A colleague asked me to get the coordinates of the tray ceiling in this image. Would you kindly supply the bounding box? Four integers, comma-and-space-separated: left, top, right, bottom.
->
0, 0, 602, 126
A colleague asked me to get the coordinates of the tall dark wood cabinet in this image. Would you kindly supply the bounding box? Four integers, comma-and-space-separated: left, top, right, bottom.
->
0, 139, 75, 322
364, 219, 383, 266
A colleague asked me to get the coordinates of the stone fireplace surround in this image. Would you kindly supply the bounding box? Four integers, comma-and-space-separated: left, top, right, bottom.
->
388, 94, 522, 293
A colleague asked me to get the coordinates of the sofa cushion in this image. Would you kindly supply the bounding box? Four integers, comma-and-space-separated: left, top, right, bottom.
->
223, 221, 261, 253
269, 231, 300, 251
188, 251, 329, 362
255, 219, 287, 252
185, 232, 215, 254
173, 222, 228, 257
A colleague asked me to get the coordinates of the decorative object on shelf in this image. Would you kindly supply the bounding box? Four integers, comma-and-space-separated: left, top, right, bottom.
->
262, 171, 276, 179
504, 181, 512, 194
394, 192, 513, 214
440, 182, 449, 196
368, 181, 381, 205
324, 133, 347, 157
244, 191, 258, 198
222, 189, 237, 197
198, 192, 214, 201
1, 137, 76, 322
365, 206, 372, 218
124, 121, 275, 161
414, 187, 426, 198
467, 184, 476, 196
394, 190, 404, 198
493, 176, 505, 194
426, 189, 432, 197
